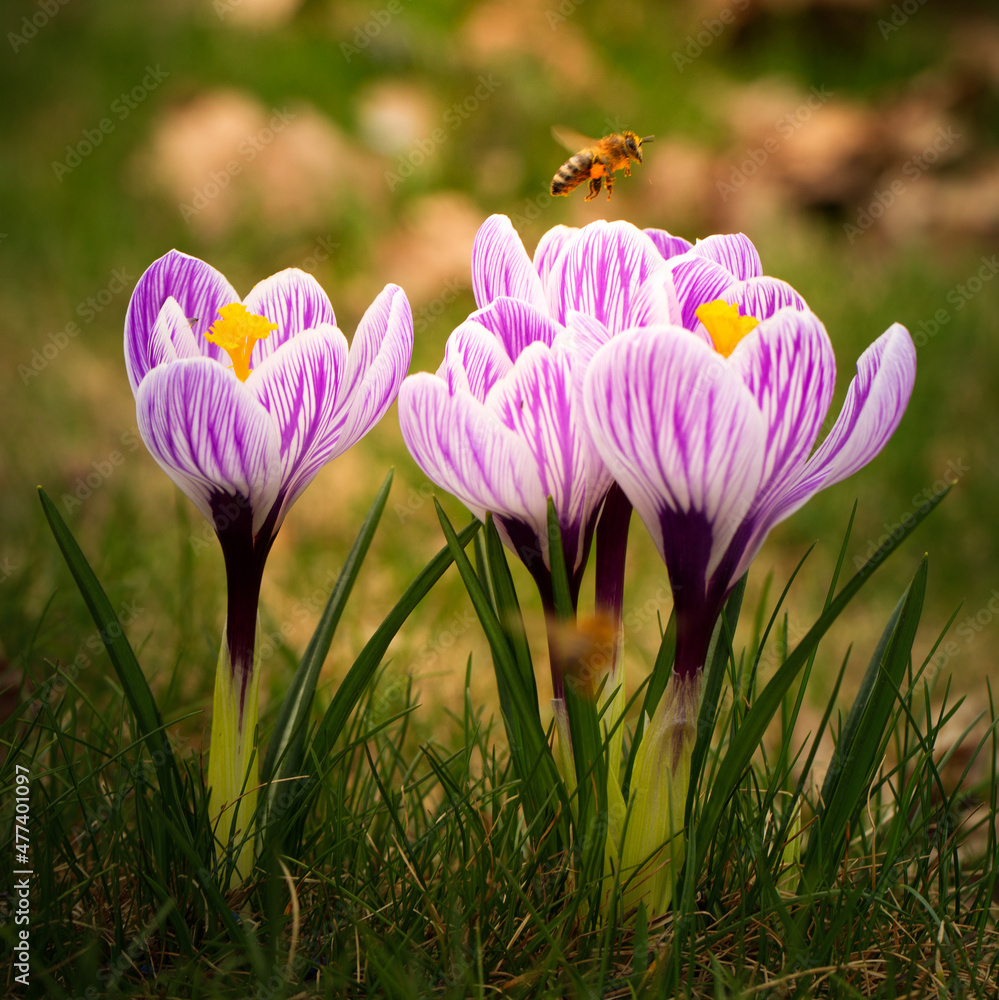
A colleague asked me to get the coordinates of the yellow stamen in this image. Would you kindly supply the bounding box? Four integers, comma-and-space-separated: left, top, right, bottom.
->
204, 303, 278, 381
695, 299, 760, 358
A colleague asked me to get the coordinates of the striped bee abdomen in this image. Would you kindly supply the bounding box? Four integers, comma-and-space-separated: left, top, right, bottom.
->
551, 151, 595, 196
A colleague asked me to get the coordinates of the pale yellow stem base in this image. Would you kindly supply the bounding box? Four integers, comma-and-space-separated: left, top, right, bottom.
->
207, 626, 260, 882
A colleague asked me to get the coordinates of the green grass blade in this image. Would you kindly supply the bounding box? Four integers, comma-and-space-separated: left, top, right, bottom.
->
685, 574, 746, 824
261, 470, 392, 787
692, 483, 948, 875
433, 501, 564, 834
306, 515, 481, 769
801, 556, 927, 892
37, 487, 186, 823
483, 515, 537, 706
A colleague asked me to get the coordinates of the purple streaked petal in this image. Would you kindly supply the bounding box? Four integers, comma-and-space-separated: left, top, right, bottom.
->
331, 283, 414, 456
583, 327, 767, 579
560, 311, 613, 375
135, 358, 281, 534
546, 221, 669, 334
467, 296, 562, 360
471, 215, 547, 311
723, 277, 809, 321
246, 324, 348, 519
146, 297, 204, 370
689, 233, 762, 280
643, 229, 693, 262
669, 255, 738, 331
244, 268, 337, 364
398, 373, 545, 529
729, 309, 836, 512
630, 269, 683, 328
534, 224, 579, 288
486, 344, 613, 571
763, 323, 917, 530
125, 250, 236, 392
437, 320, 514, 399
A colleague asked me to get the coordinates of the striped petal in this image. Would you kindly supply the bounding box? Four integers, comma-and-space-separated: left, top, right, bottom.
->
125, 250, 236, 391
145, 297, 204, 370
722, 277, 809, 321
584, 327, 767, 581
471, 215, 547, 311
534, 224, 578, 288
467, 296, 562, 360
399, 373, 544, 530
669, 255, 736, 331
437, 320, 513, 399
244, 268, 337, 364
332, 284, 414, 456
762, 323, 917, 532
546, 221, 669, 334
689, 233, 762, 279
246, 324, 348, 520
487, 342, 613, 571
728, 309, 836, 515
643, 229, 693, 262
135, 358, 281, 535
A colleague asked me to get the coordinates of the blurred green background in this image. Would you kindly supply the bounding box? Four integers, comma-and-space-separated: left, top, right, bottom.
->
2, 0, 998, 748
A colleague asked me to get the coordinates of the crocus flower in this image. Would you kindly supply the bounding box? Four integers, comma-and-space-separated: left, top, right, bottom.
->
583, 300, 916, 911
125, 250, 412, 869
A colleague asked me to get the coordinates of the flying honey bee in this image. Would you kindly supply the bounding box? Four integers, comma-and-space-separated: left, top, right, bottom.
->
550, 126, 654, 202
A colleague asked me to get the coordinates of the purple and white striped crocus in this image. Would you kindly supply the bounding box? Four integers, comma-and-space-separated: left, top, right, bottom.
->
583, 297, 915, 912
125, 250, 412, 862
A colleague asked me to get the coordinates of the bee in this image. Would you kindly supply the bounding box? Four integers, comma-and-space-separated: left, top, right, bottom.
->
550, 127, 654, 202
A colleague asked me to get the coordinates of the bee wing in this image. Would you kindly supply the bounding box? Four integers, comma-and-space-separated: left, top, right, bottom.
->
551, 125, 597, 153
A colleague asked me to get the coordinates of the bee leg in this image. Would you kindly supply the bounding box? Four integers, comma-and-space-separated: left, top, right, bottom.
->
585, 175, 602, 202
604, 171, 614, 200
623, 160, 632, 177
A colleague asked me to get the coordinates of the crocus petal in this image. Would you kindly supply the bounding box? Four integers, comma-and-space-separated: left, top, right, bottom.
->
689, 233, 762, 280
399, 373, 544, 529
145, 297, 205, 371
467, 296, 562, 360
643, 229, 693, 262
244, 268, 337, 364
246, 324, 348, 518
763, 323, 917, 530
437, 320, 514, 399
669, 255, 738, 331
722, 276, 809, 321
547, 221, 669, 334
534, 224, 579, 287
471, 215, 547, 312
728, 309, 836, 513
487, 343, 613, 570
584, 327, 767, 580
332, 284, 414, 456
125, 250, 237, 392
135, 358, 282, 535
